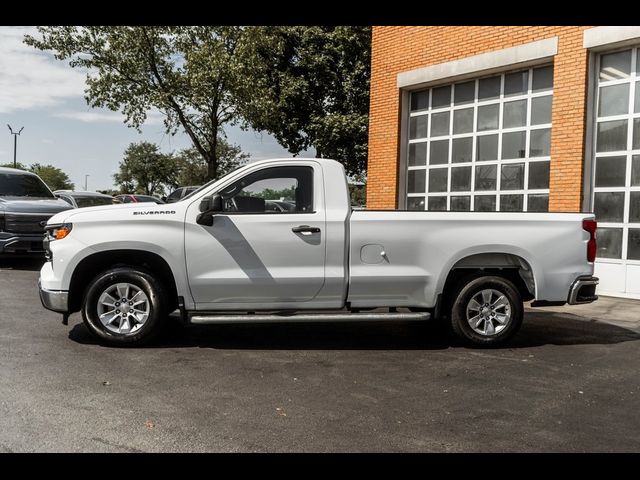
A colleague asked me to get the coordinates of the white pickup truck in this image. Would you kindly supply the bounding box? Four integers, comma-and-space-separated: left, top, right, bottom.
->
38, 158, 599, 347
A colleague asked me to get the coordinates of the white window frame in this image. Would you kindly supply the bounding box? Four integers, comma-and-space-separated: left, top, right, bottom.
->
592, 45, 640, 265
405, 65, 553, 212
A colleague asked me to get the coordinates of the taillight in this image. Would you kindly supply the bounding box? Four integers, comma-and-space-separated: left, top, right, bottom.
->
583, 219, 597, 263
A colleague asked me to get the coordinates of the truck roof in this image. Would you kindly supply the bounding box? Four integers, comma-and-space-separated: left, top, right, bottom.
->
0, 167, 37, 176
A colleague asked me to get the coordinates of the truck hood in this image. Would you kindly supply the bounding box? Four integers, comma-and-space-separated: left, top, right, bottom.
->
0, 197, 73, 214
46, 202, 173, 225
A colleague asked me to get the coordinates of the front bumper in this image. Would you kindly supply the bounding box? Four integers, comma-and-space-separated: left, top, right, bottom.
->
0, 233, 45, 254
567, 276, 599, 305
38, 279, 69, 313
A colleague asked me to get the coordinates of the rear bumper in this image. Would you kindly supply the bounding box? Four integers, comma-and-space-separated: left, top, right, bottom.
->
567, 276, 599, 305
38, 279, 69, 313
0, 233, 45, 254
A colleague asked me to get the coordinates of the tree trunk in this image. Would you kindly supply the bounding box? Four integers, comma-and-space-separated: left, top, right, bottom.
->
206, 136, 219, 181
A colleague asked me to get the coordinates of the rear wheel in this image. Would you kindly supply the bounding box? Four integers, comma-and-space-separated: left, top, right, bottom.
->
82, 267, 167, 346
449, 275, 523, 347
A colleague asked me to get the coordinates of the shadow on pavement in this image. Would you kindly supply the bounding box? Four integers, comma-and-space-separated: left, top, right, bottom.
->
0, 257, 45, 272
68, 310, 640, 350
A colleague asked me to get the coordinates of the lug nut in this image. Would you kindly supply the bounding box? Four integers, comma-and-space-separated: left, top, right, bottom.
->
116, 310, 120, 314
115, 302, 120, 307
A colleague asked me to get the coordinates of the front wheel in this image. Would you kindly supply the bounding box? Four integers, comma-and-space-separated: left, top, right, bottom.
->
449, 275, 523, 347
81, 267, 167, 346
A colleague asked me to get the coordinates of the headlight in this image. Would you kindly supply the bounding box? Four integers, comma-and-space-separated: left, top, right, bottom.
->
45, 223, 73, 241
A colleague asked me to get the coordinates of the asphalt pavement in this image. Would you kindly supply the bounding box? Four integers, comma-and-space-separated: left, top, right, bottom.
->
1, 257, 639, 452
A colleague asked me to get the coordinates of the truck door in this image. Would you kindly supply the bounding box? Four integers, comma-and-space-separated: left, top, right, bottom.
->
184, 163, 326, 308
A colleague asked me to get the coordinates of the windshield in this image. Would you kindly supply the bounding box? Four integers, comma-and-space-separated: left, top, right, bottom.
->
0, 173, 54, 198
74, 196, 114, 208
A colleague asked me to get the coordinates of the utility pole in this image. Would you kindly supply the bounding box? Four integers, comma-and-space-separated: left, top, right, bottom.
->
7, 125, 24, 168
84, 174, 90, 191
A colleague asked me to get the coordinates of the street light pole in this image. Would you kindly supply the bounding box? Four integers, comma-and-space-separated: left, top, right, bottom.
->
84, 174, 90, 191
7, 125, 24, 169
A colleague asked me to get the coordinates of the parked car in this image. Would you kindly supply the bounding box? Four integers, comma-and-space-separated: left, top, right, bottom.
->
39, 158, 598, 347
0, 167, 72, 255
54, 191, 118, 209
164, 186, 201, 203
115, 194, 166, 204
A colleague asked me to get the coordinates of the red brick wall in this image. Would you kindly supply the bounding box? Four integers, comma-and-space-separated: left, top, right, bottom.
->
367, 26, 592, 211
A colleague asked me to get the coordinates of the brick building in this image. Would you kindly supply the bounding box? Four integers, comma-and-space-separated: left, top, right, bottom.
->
366, 26, 640, 298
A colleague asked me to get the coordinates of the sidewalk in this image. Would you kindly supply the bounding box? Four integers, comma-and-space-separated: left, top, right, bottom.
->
526, 295, 640, 333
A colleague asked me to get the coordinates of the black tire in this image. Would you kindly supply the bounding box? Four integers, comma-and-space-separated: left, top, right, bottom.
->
449, 275, 523, 347
81, 267, 167, 346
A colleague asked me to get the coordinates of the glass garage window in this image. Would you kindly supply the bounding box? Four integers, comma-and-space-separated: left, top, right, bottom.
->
407, 65, 553, 211
593, 47, 640, 263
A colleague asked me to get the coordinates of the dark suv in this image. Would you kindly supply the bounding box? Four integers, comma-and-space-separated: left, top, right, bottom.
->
0, 167, 73, 255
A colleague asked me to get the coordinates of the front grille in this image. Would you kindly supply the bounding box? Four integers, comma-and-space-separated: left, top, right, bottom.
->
4, 213, 52, 234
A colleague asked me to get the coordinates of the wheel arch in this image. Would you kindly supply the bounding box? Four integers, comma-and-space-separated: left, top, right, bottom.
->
68, 249, 178, 313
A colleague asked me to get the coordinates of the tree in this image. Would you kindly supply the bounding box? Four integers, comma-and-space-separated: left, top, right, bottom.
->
25, 26, 254, 181
0, 162, 28, 170
29, 163, 75, 191
113, 142, 178, 195
239, 26, 371, 177
174, 138, 249, 187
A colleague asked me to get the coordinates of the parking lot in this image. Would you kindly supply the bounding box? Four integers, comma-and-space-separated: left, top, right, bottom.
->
1, 258, 640, 452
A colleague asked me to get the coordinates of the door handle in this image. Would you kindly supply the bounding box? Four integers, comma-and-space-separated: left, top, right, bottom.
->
292, 225, 321, 235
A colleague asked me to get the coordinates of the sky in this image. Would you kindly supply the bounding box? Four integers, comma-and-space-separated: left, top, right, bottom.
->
0, 26, 303, 192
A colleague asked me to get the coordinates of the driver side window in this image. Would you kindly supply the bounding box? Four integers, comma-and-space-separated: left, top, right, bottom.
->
219, 166, 314, 214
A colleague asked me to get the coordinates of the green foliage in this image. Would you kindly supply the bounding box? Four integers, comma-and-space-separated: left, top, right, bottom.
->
249, 186, 296, 201
349, 183, 366, 207
1, 162, 74, 190
174, 139, 249, 187
113, 142, 178, 195
238, 26, 371, 177
29, 163, 75, 191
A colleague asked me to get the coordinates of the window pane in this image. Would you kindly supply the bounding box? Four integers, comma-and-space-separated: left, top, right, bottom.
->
411, 91, 429, 111
451, 196, 470, 211
431, 111, 450, 137
501, 163, 524, 190
636, 82, 640, 113
596, 228, 623, 259
599, 50, 631, 81
594, 192, 625, 222
478, 76, 501, 100
532, 66, 553, 92
503, 99, 527, 128
454, 81, 475, 105
528, 161, 550, 189
409, 115, 428, 139
630, 192, 640, 223
634, 118, 640, 150
501, 131, 526, 159
477, 104, 499, 131
528, 194, 549, 212
474, 195, 496, 212
453, 108, 473, 134
452, 137, 473, 163
596, 120, 628, 152
428, 196, 447, 211
500, 194, 524, 212
407, 197, 425, 210
451, 166, 471, 192
429, 140, 449, 165
477, 134, 498, 161
432, 85, 451, 108
628, 229, 640, 261
531, 96, 552, 125
407, 170, 425, 193
504, 71, 528, 97
595, 156, 626, 187
428, 168, 448, 193
530, 128, 551, 157
475, 164, 497, 191
408, 143, 427, 166
632, 155, 640, 187
598, 84, 630, 117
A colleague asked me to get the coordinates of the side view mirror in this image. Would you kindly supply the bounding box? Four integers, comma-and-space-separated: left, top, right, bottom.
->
196, 194, 223, 226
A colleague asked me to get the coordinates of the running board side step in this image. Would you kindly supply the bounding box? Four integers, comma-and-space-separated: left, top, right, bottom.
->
189, 311, 430, 325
